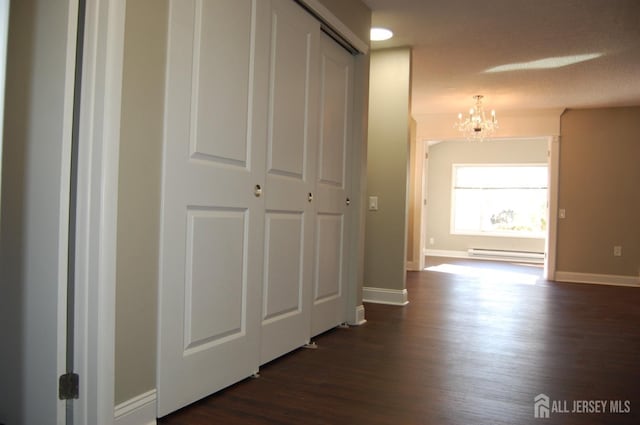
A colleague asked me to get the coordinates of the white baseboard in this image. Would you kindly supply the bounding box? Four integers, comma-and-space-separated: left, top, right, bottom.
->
425, 249, 544, 264
350, 304, 367, 325
363, 287, 409, 306
424, 249, 468, 259
555, 271, 640, 287
114, 389, 157, 425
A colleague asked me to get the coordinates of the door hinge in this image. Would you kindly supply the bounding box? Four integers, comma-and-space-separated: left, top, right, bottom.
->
59, 373, 79, 400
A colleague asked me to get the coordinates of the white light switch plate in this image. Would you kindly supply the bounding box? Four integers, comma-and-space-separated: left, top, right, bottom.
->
368, 196, 378, 211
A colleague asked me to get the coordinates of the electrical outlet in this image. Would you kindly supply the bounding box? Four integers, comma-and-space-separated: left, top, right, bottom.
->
613, 246, 622, 257
429, 237, 435, 245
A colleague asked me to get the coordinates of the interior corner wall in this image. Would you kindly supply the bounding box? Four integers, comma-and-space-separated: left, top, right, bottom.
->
364, 48, 411, 291
556, 107, 640, 278
115, 0, 168, 405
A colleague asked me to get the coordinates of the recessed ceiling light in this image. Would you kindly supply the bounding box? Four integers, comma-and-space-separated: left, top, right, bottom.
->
370, 27, 393, 41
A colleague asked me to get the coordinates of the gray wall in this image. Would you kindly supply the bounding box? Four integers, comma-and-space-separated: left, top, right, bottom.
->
0, 0, 74, 422
115, 0, 168, 405
364, 48, 411, 290
425, 139, 548, 255
557, 107, 640, 277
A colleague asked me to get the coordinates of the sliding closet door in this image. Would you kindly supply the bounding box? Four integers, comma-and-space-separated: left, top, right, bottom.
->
259, 0, 320, 365
311, 33, 354, 336
156, 0, 270, 416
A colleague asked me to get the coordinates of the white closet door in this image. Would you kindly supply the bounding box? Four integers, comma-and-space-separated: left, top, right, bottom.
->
156, 0, 270, 416
311, 34, 354, 336
259, 0, 320, 365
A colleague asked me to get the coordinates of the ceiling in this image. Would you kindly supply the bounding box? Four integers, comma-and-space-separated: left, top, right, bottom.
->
362, 0, 640, 116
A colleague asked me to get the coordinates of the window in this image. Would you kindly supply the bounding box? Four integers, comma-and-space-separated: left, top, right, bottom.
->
451, 164, 548, 238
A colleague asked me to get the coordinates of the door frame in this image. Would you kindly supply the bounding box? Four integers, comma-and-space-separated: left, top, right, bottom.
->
73, 0, 125, 423
545, 135, 560, 281
77, 0, 368, 422
0, 0, 8, 207
418, 136, 559, 280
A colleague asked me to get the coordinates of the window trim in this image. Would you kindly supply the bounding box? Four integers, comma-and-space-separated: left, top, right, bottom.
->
450, 163, 549, 239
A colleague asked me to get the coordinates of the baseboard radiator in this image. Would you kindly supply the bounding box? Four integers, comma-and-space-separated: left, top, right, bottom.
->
467, 248, 545, 263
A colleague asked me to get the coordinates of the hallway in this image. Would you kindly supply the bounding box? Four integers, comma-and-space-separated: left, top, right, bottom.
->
159, 262, 640, 425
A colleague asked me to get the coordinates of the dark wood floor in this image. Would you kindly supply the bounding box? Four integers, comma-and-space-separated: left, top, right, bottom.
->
159, 258, 640, 425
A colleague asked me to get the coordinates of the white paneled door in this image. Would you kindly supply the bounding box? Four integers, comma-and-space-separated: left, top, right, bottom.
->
311, 34, 355, 336
156, 0, 270, 416
157, 0, 355, 417
259, 0, 320, 365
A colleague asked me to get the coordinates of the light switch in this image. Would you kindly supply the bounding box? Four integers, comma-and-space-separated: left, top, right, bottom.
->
368, 196, 378, 211
559, 209, 566, 219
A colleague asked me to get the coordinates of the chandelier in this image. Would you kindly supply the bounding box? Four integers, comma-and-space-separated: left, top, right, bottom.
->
454, 95, 498, 140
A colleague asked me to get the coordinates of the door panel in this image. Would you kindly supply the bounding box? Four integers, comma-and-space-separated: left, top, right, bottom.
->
318, 54, 348, 187
263, 212, 303, 322
260, 0, 320, 365
267, 10, 309, 178
183, 208, 246, 352
311, 34, 354, 336
157, 0, 269, 416
314, 214, 343, 300
190, 1, 251, 165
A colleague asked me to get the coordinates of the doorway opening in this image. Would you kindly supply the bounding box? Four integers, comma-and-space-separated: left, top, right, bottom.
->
415, 136, 559, 281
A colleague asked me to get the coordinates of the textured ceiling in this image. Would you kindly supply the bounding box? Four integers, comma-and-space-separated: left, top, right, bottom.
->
362, 0, 640, 115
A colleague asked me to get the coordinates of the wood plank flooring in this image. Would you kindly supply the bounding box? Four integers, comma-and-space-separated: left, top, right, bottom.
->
159, 258, 640, 425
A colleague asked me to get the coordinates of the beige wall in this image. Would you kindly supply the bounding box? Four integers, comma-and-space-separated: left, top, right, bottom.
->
115, 0, 168, 405
316, 0, 371, 44
557, 107, 640, 277
425, 139, 548, 255
365, 48, 411, 290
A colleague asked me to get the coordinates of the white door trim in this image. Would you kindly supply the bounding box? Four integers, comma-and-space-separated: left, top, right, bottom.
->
0, 0, 8, 206
74, 0, 125, 423
544, 135, 560, 281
